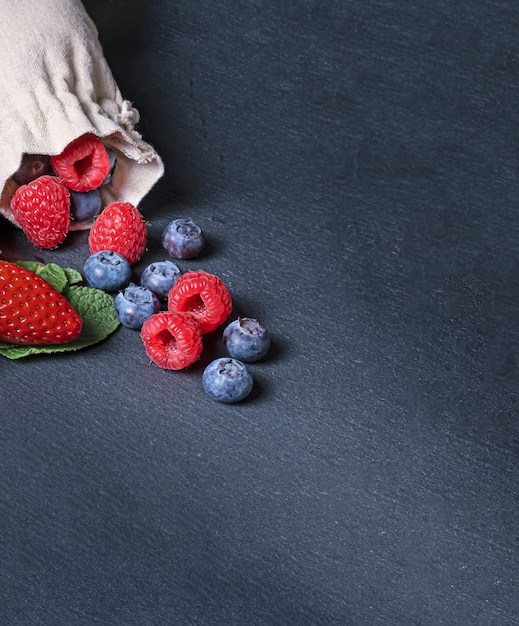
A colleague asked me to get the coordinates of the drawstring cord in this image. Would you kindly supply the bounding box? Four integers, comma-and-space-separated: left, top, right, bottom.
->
117, 100, 140, 130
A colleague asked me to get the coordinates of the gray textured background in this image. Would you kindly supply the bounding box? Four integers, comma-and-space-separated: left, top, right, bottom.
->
1, 1, 518, 624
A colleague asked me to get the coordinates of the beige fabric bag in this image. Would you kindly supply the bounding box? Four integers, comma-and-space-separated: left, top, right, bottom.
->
0, 0, 164, 230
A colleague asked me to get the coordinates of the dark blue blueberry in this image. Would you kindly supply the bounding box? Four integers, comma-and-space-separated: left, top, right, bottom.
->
101, 146, 117, 185
202, 357, 253, 403
223, 317, 271, 362
140, 259, 182, 300
114, 284, 161, 329
83, 250, 132, 292
70, 188, 103, 222
162, 218, 204, 259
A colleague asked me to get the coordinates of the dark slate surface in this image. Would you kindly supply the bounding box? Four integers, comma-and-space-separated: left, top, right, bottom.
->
1, 1, 519, 624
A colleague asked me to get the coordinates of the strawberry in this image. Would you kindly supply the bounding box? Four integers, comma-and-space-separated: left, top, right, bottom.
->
10, 175, 70, 249
0, 261, 82, 345
50, 133, 110, 192
88, 201, 147, 264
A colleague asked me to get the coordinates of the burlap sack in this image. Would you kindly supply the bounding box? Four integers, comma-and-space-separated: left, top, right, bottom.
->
0, 0, 164, 230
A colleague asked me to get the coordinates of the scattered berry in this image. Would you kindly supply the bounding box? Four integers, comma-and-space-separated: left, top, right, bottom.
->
50, 133, 110, 192
168, 270, 232, 334
10, 175, 70, 249
114, 284, 160, 329
0, 260, 82, 345
140, 260, 182, 300
88, 201, 147, 264
70, 188, 102, 222
141, 311, 203, 370
162, 218, 205, 259
223, 317, 271, 362
202, 357, 253, 403
84, 250, 132, 292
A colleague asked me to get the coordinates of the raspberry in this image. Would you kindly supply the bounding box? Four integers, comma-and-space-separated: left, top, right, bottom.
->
167, 270, 232, 334
50, 133, 110, 192
88, 201, 147, 264
10, 175, 70, 249
141, 311, 203, 370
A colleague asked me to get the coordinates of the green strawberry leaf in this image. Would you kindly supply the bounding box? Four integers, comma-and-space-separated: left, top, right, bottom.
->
0, 263, 120, 359
15, 260, 69, 292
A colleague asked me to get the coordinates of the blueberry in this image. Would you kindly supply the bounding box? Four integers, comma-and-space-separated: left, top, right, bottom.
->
162, 218, 204, 259
140, 259, 182, 300
202, 357, 253, 403
101, 146, 117, 185
84, 250, 132, 292
114, 284, 160, 329
223, 317, 271, 362
70, 188, 102, 222
106, 146, 117, 171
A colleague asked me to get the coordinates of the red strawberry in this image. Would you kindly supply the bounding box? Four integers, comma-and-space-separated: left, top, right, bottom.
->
167, 270, 232, 334
141, 311, 203, 370
10, 175, 70, 249
0, 261, 82, 345
50, 133, 110, 192
88, 201, 147, 264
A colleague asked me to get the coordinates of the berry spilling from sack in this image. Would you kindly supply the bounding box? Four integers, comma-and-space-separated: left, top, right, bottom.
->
88, 201, 147, 265
10, 175, 71, 249
9, 133, 117, 248
70, 188, 103, 222
4, 129, 271, 403
50, 133, 110, 192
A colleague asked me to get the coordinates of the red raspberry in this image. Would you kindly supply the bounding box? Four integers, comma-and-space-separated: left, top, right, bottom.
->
50, 133, 110, 192
88, 201, 147, 264
10, 175, 70, 249
0, 261, 82, 345
141, 311, 203, 370
167, 270, 232, 334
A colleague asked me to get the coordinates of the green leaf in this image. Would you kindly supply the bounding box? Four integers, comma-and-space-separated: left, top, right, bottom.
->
63, 285, 120, 348
15, 261, 69, 293
62, 266, 83, 285
0, 285, 120, 360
